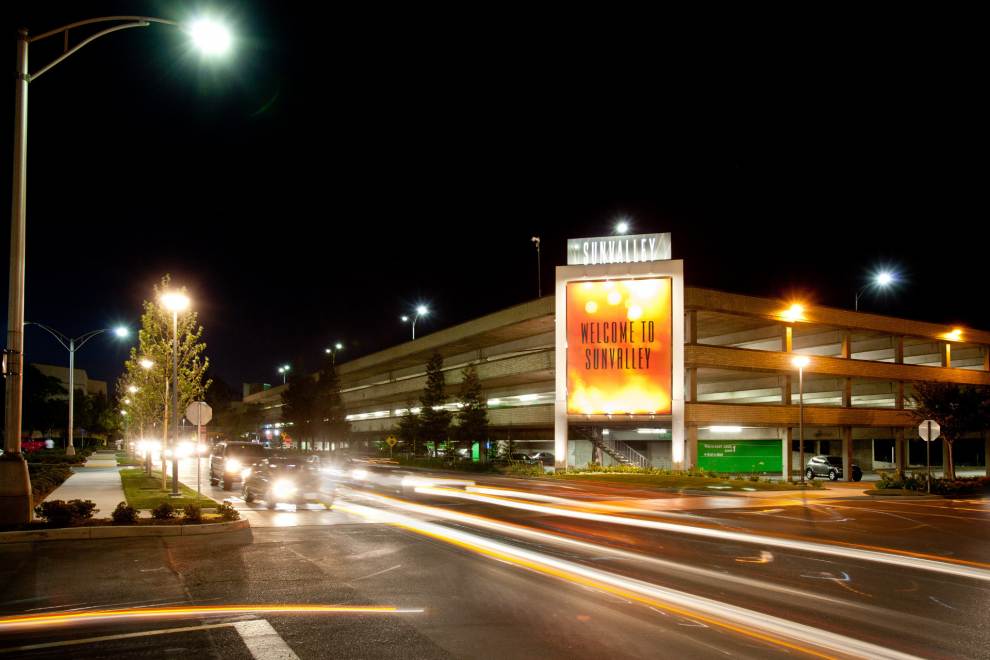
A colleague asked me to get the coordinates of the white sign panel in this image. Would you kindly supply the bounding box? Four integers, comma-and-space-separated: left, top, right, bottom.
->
918, 420, 940, 442
185, 401, 213, 426
567, 232, 671, 266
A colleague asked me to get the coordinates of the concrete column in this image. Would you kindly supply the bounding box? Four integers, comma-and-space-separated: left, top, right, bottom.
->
985, 431, 989, 478
840, 332, 851, 359
687, 425, 698, 469
687, 368, 698, 402
781, 427, 793, 481
782, 375, 792, 405
842, 426, 853, 482
686, 310, 698, 344
843, 379, 852, 408
841, 332, 852, 408
895, 428, 905, 478
984, 346, 989, 372
782, 326, 793, 353
942, 342, 951, 368
895, 337, 904, 364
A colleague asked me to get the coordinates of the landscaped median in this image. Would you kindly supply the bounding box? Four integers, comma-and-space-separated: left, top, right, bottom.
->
549, 465, 824, 492
871, 472, 990, 498
119, 468, 216, 510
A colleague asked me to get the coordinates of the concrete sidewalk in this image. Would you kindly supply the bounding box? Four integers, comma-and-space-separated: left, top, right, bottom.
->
40, 451, 126, 517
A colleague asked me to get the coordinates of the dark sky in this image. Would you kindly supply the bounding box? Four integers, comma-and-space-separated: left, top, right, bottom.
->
2, 3, 984, 392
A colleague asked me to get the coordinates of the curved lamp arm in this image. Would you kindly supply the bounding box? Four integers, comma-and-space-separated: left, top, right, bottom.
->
24, 322, 71, 351
27, 16, 179, 82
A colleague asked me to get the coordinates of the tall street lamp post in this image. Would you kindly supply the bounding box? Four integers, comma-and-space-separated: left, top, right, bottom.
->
792, 356, 810, 483
161, 292, 190, 498
278, 365, 291, 384
401, 305, 429, 340
855, 271, 897, 311
26, 324, 129, 455
531, 236, 541, 298
1, 16, 232, 523
324, 342, 343, 365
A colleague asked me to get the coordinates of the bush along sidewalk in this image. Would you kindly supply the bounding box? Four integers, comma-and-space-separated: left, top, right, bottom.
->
2, 498, 239, 532
876, 473, 990, 497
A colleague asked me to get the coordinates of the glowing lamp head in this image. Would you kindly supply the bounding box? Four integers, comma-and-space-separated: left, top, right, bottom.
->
615, 219, 629, 234
113, 326, 129, 338
401, 315, 409, 322
875, 271, 895, 287
416, 305, 429, 316
945, 328, 963, 342
335, 342, 343, 350
792, 356, 810, 369
127, 385, 138, 394
783, 304, 805, 323
324, 348, 331, 354
139, 358, 154, 370
160, 292, 190, 313
189, 18, 232, 56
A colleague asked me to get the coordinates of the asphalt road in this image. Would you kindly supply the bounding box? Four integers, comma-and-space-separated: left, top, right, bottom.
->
0, 464, 987, 659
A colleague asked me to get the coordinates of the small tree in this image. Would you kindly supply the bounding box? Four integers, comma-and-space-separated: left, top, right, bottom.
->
910, 381, 990, 479
282, 373, 317, 450
314, 359, 349, 450
395, 401, 421, 456
454, 364, 489, 461
419, 352, 452, 456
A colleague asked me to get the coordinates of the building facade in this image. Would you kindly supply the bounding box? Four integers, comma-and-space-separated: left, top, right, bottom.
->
244, 287, 990, 480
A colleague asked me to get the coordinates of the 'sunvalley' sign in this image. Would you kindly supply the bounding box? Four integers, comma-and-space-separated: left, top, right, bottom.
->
567, 232, 671, 266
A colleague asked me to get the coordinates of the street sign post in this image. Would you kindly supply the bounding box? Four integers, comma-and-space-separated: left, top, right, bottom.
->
385, 434, 397, 458
185, 402, 213, 497
919, 419, 940, 493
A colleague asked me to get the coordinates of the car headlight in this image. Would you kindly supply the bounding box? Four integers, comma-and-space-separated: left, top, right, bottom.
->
225, 458, 242, 473
351, 468, 368, 481
272, 479, 297, 499
240, 467, 252, 479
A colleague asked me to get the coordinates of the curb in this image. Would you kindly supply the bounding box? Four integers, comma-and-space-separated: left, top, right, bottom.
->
0, 518, 249, 543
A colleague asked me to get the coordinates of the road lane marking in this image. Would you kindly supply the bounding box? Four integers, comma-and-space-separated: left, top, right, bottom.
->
0, 605, 423, 629
0, 621, 235, 654
414, 486, 990, 580
334, 501, 919, 660
233, 619, 299, 660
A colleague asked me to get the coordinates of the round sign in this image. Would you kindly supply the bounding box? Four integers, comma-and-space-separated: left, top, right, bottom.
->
385, 435, 398, 447
185, 401, 213, 426
918, 419, 940, 442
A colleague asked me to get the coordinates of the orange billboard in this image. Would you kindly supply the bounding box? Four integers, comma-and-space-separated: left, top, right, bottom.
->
566, 278, 672, 415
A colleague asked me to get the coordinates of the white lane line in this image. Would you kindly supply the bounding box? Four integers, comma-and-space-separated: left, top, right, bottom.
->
415, 487, 990, 582
0, 621, 234, 654
233, 619, 300, 660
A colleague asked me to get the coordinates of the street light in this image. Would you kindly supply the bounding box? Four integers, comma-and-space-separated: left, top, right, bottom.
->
615, 218, 630, 234
401, 306, 429, 340
161, 291, 190, 498
278, 365, 291, 384
25, 323, 130, 456
324, 342, 344, 365
531, 236, 541, 298
139, 358, 155, 371
2, 15, 233, 523
792, 355, 810, 483
855, 271, 897, 311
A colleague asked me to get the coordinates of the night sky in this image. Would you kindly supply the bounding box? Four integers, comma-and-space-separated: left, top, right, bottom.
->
2, 3, 983, 392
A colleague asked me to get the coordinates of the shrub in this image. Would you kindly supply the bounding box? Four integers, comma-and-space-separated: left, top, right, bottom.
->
183, 503, 203, 523
151, 501, 176, 520
34, 499, 97, 527
216, 502, 240, 521
111, 501, 139, 524
498, 462, 545, 477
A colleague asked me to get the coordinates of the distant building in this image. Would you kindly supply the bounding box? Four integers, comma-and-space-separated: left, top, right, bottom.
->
31, 363, 108, 398
243, 382, 271, 398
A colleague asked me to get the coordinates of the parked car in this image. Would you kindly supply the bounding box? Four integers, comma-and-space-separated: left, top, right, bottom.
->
209, 441, 268, 490
509, 452, 535, 463
241, 456, 327, 509
530, 451, 555, 464
805, 455, 862, 481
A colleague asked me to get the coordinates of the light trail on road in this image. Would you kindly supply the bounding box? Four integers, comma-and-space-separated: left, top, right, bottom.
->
414, 485, 990, 581
333, 499, 920, 660
0, 605, 424, 630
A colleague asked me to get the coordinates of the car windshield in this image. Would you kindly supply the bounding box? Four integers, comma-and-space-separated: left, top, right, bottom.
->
227, 444, 267, 458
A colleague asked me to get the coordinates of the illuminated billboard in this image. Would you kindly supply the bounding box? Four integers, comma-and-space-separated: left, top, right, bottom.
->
566, 278, 672, 415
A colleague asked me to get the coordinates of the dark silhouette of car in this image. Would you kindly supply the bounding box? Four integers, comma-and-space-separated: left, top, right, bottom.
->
209, 441, 268, 490
241, 456, 328, 509
805, 455, 862, 481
